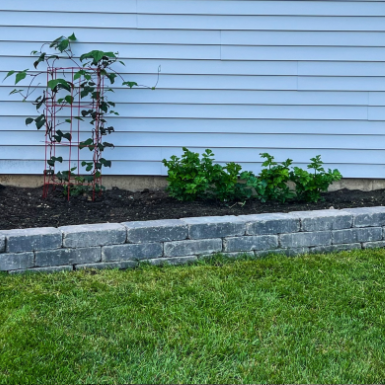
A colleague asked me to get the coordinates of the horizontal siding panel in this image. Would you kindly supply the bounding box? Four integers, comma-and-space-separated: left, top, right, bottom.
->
3, 131, 385, 149
0, 42, 220, 60
0, 58, 298, 76
3, 117, 385, 135
0, 160, 165, 176
0, 160, 383, 178
298, 62, 385, 76
1, 102, 369, 120
298, 77, 385, 91
1, 27, 221, 45
138, 0, 385, 17
368, 107, 385, 120
222, 31, 385, 47
0, 0, 137, 12
222, 46, 385, 61
0, 11, 137, 28
138, 15, 385, 31
3, 146, 385, 165
2, 74, 298, 91
0, 89, 370, 106
4, 59, 385, 78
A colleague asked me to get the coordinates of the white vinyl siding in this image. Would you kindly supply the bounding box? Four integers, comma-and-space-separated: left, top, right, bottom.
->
1, 0, 385, 178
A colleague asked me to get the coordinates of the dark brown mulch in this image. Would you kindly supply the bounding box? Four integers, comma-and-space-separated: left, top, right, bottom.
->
0, 184, 385, 230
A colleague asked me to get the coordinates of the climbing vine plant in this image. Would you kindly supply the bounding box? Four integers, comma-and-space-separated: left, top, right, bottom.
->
4, 33, 159, 197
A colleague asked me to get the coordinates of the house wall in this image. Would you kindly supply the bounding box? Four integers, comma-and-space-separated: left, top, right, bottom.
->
2, 0, 385, 179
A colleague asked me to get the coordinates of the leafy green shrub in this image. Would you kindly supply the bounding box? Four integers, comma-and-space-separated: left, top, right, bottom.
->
290, 155, 342, 203
163, 148, 249, 202
258, 153, 294, 203
238, 171, 267, 201
162, 148, 212, 201
209, 162, 243, 202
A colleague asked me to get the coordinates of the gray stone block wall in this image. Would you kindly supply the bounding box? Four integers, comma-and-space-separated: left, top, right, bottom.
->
182, 216, 246, 239
0, 227, 61, 253
60, 223, 126, 248
2, 206, 385, 274
123, 219, 187, 243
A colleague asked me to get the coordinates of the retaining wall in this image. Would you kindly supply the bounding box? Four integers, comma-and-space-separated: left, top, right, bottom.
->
1, 206, 385, 274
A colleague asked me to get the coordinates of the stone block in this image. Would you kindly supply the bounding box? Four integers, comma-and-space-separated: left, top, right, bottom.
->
147, 256, 198, 266
60, 223, 126, 248
342, 207, 385, 227
280, 231, 332, 248
311, 243, 361, 254
362, 241, 385, 249
238, 213, 299, 235
0, 252, 34, 271
223, 235, 278, 253
35, 247, 101, 267
0, 227, 61, 253
0, 235, 5, 253
102, 243, 163, 262
75, 261, 137, 270
164, 239, 222, 257
181, 216, 246, 239
333, 227, 382, 245
290, 209, 352, 232
9, 265, 73, 275
123, 219, 187, 243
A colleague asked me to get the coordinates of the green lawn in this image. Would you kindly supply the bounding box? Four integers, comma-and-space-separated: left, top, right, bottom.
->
1, 250, 385, 384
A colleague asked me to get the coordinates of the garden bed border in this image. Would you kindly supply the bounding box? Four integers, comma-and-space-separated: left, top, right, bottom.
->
1, 206, 385, 274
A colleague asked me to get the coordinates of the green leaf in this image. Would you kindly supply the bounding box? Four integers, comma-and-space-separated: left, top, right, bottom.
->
4, 70, 15, 81
74, 116, 84, 121
65, 95, 74, 105
25, 117, 34, 125
80, 50, 116, 65
47, 79, 72, 92
106, 73, 117, 84
35, 115, 46, 130
33, 52, 46, 69
10, 89, 23, 95
74, 70, 86, 81
79, 138, 93, 150
35, 95, 46, 110
65, 119, 72, 124
15, 71, 28, 85
122, 81, 138, 89
58, 38, 69, 52
100, 158, 112, 168
63, 133, 72, 141
68, 33, 77, 41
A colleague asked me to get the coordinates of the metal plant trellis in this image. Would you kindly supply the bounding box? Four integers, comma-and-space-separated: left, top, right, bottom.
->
43, 66, 106, 201
5, 33, 160, 201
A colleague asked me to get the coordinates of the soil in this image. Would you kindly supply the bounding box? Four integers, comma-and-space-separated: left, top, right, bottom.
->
1, 184, 385, 230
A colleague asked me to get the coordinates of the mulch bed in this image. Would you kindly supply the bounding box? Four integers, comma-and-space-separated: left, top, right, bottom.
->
1, 184, 385, 230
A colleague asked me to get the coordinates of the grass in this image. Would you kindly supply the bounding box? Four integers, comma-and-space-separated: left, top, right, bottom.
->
1, 250, 385, 384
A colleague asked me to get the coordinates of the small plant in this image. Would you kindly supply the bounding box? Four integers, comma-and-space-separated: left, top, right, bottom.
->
290, 155, 342, 203
163, 148, 249, 203
162, 148, 212, 201
238, 171, 267, 201
258, 153, 294, 203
